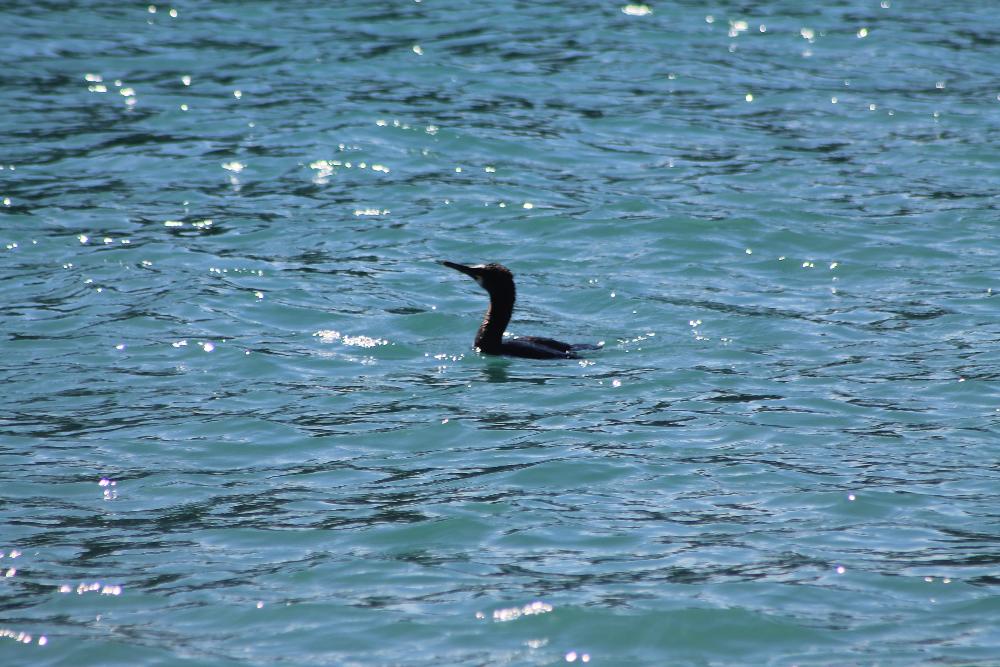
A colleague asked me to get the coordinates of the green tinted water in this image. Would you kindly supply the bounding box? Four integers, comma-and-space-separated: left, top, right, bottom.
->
1, 2, 998, 665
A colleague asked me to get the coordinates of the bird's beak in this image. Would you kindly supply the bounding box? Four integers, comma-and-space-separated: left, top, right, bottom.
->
440, 260, 481, 279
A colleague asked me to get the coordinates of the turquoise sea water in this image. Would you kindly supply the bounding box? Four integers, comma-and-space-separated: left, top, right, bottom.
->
2, 1, 998, 665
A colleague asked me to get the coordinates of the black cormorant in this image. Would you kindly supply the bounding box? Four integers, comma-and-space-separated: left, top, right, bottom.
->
441, 261, 600, 360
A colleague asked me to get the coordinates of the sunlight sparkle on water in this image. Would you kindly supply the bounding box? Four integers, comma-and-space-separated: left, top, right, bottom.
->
480, 600, 553, 622
621, 4, 652, 16
728, 20, 749, 37
100, 478, 118, 500
0, 628, 47, 646
314, 330, 342, 344
342, 335, 388, 348
66, 582, 123, 595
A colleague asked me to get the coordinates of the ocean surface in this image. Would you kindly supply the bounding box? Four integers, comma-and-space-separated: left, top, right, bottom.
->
2, 1, 998, 665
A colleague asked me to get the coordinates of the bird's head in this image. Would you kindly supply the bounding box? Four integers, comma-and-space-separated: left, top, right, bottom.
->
441, 261, 515, 297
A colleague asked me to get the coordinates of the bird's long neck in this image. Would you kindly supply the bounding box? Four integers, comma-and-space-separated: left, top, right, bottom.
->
474, 290, 514, 353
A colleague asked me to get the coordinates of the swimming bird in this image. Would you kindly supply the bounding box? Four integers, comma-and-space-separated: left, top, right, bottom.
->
441, 261, 600, 359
